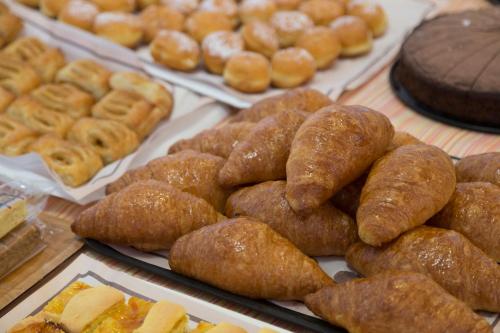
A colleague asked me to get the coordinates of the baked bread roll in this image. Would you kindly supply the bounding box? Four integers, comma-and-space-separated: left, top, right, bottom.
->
273, 0, 300, 10
139, 4, 185, 42
456, 152, 500, 186
271, 47, 316, 88
0, 86, 14, 113
89, 0, 136, 12
347, 0, 388, 37
56, 59, 111, 99
93, 12, 143, 48
270, 10, 313, 47
106, 150, 231, 212
0, 12, 23, 48
296, 26, 341, 69
31, 83, 94, 118
185, 10, 233, 43
346, 226, 500, 312
0, 54, 41, 96
199, 0, 238, 26
169, 217, 335, 300
30, 134, 103, 187
286, 105, 394, 214
305, 271, 492, 333
357, 144, 455, 246
150, 30, 201, 71
161, 0, 199, 15
40, 0, 69, 17
0, 115, 37, 156
330, 15, 373, 56
68, 118, 139, 164
238, 0, 276, 24
72, 180, 224, 250
58, 0, 99, 31
223, 51, 271, 93
241, 21, 279, 58
202, 31, 244, 74
299, 0, 344, 25
226, 181, 358, 256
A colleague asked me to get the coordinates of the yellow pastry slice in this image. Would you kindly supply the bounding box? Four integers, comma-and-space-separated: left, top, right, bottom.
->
133, 300, 188, 333
0, 194, 27, 239
0, 86, 15, 112
0, 54, 41, 96
56, 59, 111, 99
0, 114, 37, 156
43, 281, 92, 315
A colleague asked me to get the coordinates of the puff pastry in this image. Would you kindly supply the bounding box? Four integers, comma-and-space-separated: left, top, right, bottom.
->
106, 150, 232, 212
0, 114, 37, 156
226, 181, 358, 256
68, 117, 139, 164
286, 105, 394, 214
346, 226, 500, 312
0, 12, 22, 48
40, 0, 69, 17
6, 96, 74, 137
72, 180, 224, 251
58, 0, 100, 31
0, 54, 41, 96
30, 83, 94, 118
93, 12, 143, 48
30, 134, 103, 187
455, 152, 500, 186
305, 271, 492, 333
56, 59, 111, 99
0, 86, 15, 113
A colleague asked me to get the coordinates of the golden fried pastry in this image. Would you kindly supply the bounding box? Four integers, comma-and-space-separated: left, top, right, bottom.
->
6, 96, 74, 137
150, 30, 201, 71
168, 122, 255, 158
220, 109, 306, 186
429, 182, 500, 262
223, 51, 271, 93
238, 0, 276, 24
109, 71, 173, 117
331, 174, 366, 218
241, 21, 279, 58
346, 226, 500, 312
347, 0, 388, 37
271, 47, 316, 88
31, 83, 94, 118
202, 31, 244, 74
185, 10, 233, 43
230, 88, 333, 123
226, 181, 357, 256
138, 0, 158, 8
0, 86, 14, 113
199, 0, 238, 26
387, 130, 421, 151
68, 118, 139, 164
0, 12, 23, 48
106, 150, 231, 212
170, 217, 334, 300
270, 10, 313, 47
287, 105, 394, 214
3, 136, 37, 156
40, 0, 69, 17
296, 26, 341, 69
357, 144, 455, 246
0, 54, 41, 96
456, 152, 500, 186
73, 180, 223, 250
93, 12, 143, 48
299, 0, 344, 25
305, 271, 492, 333
58, 0, 100, 31
140, 5, 185, 42
330, 15, 373, 57
161, 0, 199, 14
0, 114, 37, 156
273, 0, 300, 10
30, 134, 103, 187
15, 0, 40, 6
90, 0, 136, 12
56, 59, 111, 99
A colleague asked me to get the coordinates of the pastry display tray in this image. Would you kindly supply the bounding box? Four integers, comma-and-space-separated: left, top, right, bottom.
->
390, 60, 500, 134
85, 239, 345, 333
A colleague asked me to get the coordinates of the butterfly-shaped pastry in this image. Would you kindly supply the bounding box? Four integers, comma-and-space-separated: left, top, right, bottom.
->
0, 114, 38, 156
0, 54, 41, 96
30, 83, 94, 118
56, 59, 111, 99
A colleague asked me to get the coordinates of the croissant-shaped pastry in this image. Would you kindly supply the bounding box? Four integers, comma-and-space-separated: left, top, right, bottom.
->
346, 226, 500, 312
226, 181, 357, 256
220, 110, 307, 187
286, 105, 394, 214
168, 122, 255, 158
357, 144, 455, 246
106, 150, 231, 212
0, 54, 41, 96
170, 217, 334, 300
330, 174, 367, 218
56, 59, 111, 99
73, 180, 224, 251
387, 131, 421, 151
429, 182, 500, 262
455, 152, 499, 186
229, 88, 332, 123
305, 271, 492, 333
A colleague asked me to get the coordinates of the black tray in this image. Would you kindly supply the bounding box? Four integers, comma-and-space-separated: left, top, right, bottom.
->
86, 239, 344, 333
390, 61, 500, 135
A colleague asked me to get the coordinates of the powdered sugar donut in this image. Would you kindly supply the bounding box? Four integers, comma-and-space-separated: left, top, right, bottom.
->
185, 10, 233, 43
241, 20, 278, 58
58, 0, 99, 31
271, 47, 316, 88
299, 0, 344, 25
161, 0, 199, 14
270, 10, 313, 47
296, 26, 341, 69
202, 31, 244, 74
140, 5, 185, 42
224, 51, 271, 93
93, 12, 143, 48
238, 0, 276, 24
199, 0, 238, 26
150, 30, 201, 71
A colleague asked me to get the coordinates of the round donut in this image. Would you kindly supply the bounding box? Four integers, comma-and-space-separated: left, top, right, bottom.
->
93, 12, 143, 48
295, 26, 341, 69
202, 31, 244, 74
241, 20, 279, 58
299, 0, 344, 26
185, 10, 233, 43
347, 0, 388, 37
89, 0, 136, 12
150, 30, 201, 71
273, 0, 301, 10
40, 0, 70, 17
271, 47, 316, 88
140, 5, 185, 42
58, 0, 100, 31
224, 51, 271, 93
137, 0, 159, 9
199, 0, 239, 26
270, 10, 313, 47
238, 0, 276, 24
161, 0, 199, 14
330, 15, 373, 57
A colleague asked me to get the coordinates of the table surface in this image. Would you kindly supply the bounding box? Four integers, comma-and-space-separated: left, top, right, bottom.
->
1, 0, 498, 332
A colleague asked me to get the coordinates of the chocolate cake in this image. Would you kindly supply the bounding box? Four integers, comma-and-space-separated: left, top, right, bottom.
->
396, 9, 500, 128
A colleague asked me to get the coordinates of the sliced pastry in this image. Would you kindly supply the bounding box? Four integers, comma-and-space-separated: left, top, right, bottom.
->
0, 86, 15, 112
56, 59, 111, 99
30, 83, 94, 118
0, 12, 22, 48
0, 114, 37, 156
455, 152, 500, 186
170, 217, 334, 301
0, 54, 41, 95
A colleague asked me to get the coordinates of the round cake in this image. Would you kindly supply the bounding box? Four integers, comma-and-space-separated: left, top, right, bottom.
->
396, 8, 500, 128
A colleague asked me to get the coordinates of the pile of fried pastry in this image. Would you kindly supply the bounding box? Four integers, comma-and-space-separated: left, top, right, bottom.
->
73, 88, 499, 333
0, 8, 173, 187
15, 0, 387, 92
8, 281, 278, 333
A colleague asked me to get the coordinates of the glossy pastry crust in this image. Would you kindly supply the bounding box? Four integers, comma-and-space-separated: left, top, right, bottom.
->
271, 47, 316, 88
169, 218, 335, 301
270, 10, 313, 47
58, 0, 100, 31
202, 31, 244, 75
0, 114, 37, 156
93, 12, 143, 48
386, 131, 421, 151
455, 152, 500, 186
0, 54, 41, 96
185, 10, 233, 43
139, 5, 185, 42
56, 59, 111, 99
31, 83, 94, 118
223, 51, 271, 93
0, 12, 23, 48
330, 15, 373, 56
150, 30, 201, 71
241, 21, 279, 58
